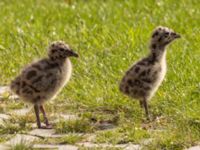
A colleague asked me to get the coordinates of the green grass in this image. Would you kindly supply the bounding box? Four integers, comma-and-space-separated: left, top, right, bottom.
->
35, 134, 84, 145
0, 92, 24, 113
95, 122, 150, 144
0, 0, 199, 148
10, 140, 33, 150
55, 118, 94, 133
0, 114, 32, 134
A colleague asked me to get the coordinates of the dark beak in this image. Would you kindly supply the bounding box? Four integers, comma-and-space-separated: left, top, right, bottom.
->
173, 33, 181, 39
70, 50, 79, 58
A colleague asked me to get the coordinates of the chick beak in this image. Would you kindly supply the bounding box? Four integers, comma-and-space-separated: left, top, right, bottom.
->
174, 33, 181, 39
70, 50, 79, 58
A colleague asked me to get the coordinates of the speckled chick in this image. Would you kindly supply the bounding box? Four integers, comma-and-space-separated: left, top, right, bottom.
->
120, 26, 181, 119
10, 41, 79, 128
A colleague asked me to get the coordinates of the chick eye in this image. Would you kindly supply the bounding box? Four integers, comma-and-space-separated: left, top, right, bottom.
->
164, 32, 169, 37
59, 48, 65, 51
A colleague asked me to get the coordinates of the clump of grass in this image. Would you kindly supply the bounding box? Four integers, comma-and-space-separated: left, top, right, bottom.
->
7, 102, 24, 110
0, 137, 5, 143
10, 114, 36, 125
0, 115, 32, 134
143, 131, 187, 150
143, 140, 186, 150
144, 116, 200, 150
55, 118, 94, 133
95, 129, 121, 144
0, 104, 6, 113
0, 102, 24, 114
0, 121, 22, 134
59, 134, 84, 144
36, 134, 84, 145
95, 123, 150, 144
0, 96, 24, 113
10, 140, 33, 150
0, 132, 14, 143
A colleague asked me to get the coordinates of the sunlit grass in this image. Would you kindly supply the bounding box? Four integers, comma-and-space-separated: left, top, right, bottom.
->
0, 0, 199, 148
55, 118, 95, 133
10, 140, 33, 150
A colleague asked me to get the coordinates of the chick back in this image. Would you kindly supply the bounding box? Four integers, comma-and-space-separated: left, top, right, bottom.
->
119, 57, 165, 101
10, 58, 72, 104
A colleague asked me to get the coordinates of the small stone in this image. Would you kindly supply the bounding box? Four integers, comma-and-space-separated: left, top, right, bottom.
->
9, 94, 19, 100
141, 138, 153, 145
33, 144, 57, 149
77, 142, 114, 148
29, 129, 56, 137
59, 145, 78, 150
12, 107, 32, 116
0, 114, 10, 120
60, 114, 77, 120
53, 114, 78, 123
0, 86, 9, 95
124, 144, 141, 150
188, 146, 200, 150
29, 128, 83, 138
0, 144, 9, 150
33, 144, 78, 150
0, 114, 10, 125
85, 134, 96, 142
77, 142, 140, 149
5, 134, 39, 145
95, 122, 116, 130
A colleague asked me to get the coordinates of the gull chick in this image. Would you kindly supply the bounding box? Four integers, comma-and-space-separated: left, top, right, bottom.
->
10, 41, 79, 128
120, 26, 181, 119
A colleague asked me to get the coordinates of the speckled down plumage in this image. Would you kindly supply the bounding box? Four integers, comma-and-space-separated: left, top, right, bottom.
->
10, 58, 72, 104
119, 26, 181, 119
10, 41, 78, 128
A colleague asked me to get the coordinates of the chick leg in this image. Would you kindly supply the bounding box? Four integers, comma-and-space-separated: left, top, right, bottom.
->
143, 98, 150, 120
34, 104, 41, 128
40, 105, 52, 129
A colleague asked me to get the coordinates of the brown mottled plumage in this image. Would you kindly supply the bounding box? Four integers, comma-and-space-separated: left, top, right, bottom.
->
10, 41, 78, 128
120, 26, 181, 119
